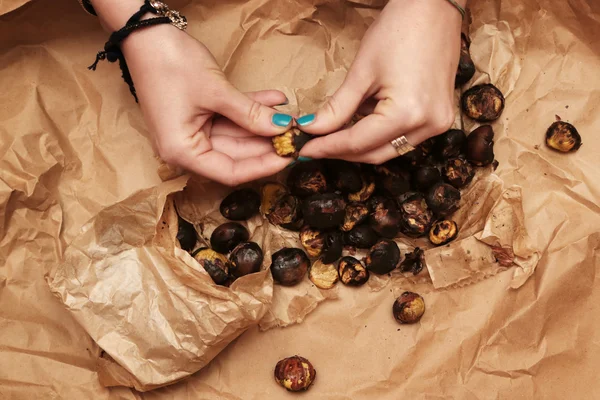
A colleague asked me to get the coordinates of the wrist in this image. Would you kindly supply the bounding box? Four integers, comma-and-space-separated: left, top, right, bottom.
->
91, 0, 146, 32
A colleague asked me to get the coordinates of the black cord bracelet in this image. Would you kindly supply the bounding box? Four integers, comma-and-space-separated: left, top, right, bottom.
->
88, 0, 187, 102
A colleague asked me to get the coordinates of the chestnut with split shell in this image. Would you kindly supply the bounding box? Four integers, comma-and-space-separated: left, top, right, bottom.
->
393, 291, 425, 324
274, 355, 316, 392
338, 256, 369, 286
365, 238, 400, 275
461, 84, 505, 122
192, 248, 230, 285
545, 121, 582, 153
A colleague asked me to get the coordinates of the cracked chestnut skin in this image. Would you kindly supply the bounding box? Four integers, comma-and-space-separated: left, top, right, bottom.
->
398, 193, 434, 237
219, 188, 261, 221
426, 182, 461, 218
545, 121, 582, 152
348, 174, 376, 202
299, 226, 325, 258
270, 248, 310, 286
461, 84, 505, 122
338, 256, 369, 286
443, 157, 475, 189
176, 215, 197, 252
466, 125, 495, 166
393, 291, 425, 324
268, 194, 302, 227
192, 248, 230, 285
229, 241, 263, 278
210, 222, 250, 254
368, 196, 401, 239
274, 355, 316, 392
365, 238, 401, 275
287, 161, 329, 198
399, 247, 425, 275
341, 202, 369, 232
429, 220, 459, 246
303, 193, 347, 229
272, 128, 312, 158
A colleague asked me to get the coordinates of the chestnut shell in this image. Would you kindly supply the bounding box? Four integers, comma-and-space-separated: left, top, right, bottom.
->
341, 202, 370, 232
219, 188, 261, 221
443, 157, 475, 189
270, 247, 310, 286
229, 241, 263, 278
425, 182, 461, 218
398, 194, 434, 237
210, 222, 250, 254
365, 238, 401, 275
368, 196, 401, 239
303, 193, 347, 229
274, 355, 316, 392
176, 216, 197, 252
466, 125, 495, 166
267, 194, 302, 227
286, 161, 329, 198
399, 247, 425, 275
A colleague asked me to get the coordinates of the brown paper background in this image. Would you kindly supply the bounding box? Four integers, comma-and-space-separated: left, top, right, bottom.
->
1, 0, 600, 398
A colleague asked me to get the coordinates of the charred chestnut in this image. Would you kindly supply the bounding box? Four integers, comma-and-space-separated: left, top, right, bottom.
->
443, 157, 474, 188
322, 231, 343, 264
299, 226, 325, 258
287, 161, 329, 197
393, 291, 425, 324
341, 202, 369, 232
219, 188, 261, 221
260, 182, 288, 216
429, 220, 459, 246
368, 196, 401, 239
545, 121, 582, 153
272, 128, 312, 158
426, 182, 461, 218
327, 160, 363, 193
374, 163, 412, 196
466, 125, 495, 166
274, 355, 316, 392
365, 238, 400, 275
303, 193, 346, 229
176, 216, 197, 252
192, 248, 230, 285
229, 242, 263, 278
398, 147, 426, 169
280, 217, 305, 232
412, 166, 442, 192
338, 256, 369, 286
268, 194, 302, 227
455, 33, 476, 87
309, 259, 339, 289
399, 247, 425, 275
398, 194, 434, 237
348, 175, 376, 202
270, 248, 310, 286
344, 224, 380, 249
461, 84, 505, 122
210, 222, 250, 254
435, 129, 467, 159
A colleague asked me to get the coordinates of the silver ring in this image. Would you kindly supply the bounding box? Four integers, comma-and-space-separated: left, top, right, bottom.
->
390, 136, 415, 156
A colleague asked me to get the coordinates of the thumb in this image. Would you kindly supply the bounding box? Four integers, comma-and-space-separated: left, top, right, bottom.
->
214, 83, 293, 137
297, 70, 371, 135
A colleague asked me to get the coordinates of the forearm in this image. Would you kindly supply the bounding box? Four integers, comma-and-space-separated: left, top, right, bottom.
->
87, 0, 146, 32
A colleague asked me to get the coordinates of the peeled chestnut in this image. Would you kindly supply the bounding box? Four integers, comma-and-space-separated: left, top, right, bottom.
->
398, 194, 434, 237
435, 129, 467, 159
322, 231, 343, 264
466, 125, 495, 166
327, 160, 363, 193
455, 33, 476, 87
287, 161, 329, 197
272, 128, 312, 158
274, 355, 316, 392
270, 248, 310, 286
210, 222, 250, 254
412, 166, 442, 192
461, 84, 505, 122
443, 157, 475, 188
219, 188, 261, 221
303, 193, 346, 229
229, 242, 263, 278
341, 202, 369, 232
260, 182, 287, 216
338, 256, 369, 286
368, 196, 401, 239
193, 248, 230, 285
268, 194, 302, 227
545, 121, 582, 153
426, 182, 461, 218
399, 247, 425, 275
299, 226, 325, 258
365, 238, 400, 275
393, 291, 425, 324
176, 215, 197, 252
429, 220, 459, 246
344, 224, 380, 249
309, 259, 339, 289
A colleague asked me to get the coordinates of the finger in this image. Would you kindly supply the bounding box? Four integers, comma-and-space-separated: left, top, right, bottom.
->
245, 90, 289, 107
211, 135, 274, 160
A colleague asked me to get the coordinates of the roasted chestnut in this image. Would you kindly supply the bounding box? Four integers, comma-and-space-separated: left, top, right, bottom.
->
176, 215, 197, 252
443, 157, 474, 189
455, 33, 476, 87
327, 160, 363, 193
219, 188, 261, 221
270, 248, 310, 286
365, 238, 400, 275
309, 259, 339, 289
267, 194, 302, 227
210, 222, 250, 254
374, 163, 412, 196
435, 129, 467, 159
260, 182, 288, 215
338, 256, 369, 286
344, 224, 380, 249
412, 166, 442, 192
192, 248, 230, 285
303, 193, 346, 229
299, 226, 325, 258
274, 355, 316, 392
322, 231, 343, 264
426, 182, 461, 218
399, 247, 425, 275
466, 125, 495, 166
393, 291, 425, 324
286, 161, 329, 197
368, 196, 401, 239
545, 121, 582, 153
280, 216, 305, 232
348, 175, 376, 202
429, 220, 459, 246
341, 202, 369, 232
272, 128, 312, 158
229, 241, 263, 278
398, 194, 434, 237
398, 147, 426, 169
461, 84, 505, 122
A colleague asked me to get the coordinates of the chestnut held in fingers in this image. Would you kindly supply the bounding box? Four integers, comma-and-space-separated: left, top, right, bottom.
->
300, 226, 325, 258
398, 194, 434, 237
327, 160, 363, 193
272, 128, 312, 158
192, 248, 230, 285
435, 129, 467, 159
176, 216, 197, 252
466, 125, 495, 166
274, 355, 316, 392
399, 247, 425, 276
344, 224, 380, 249
545, 121, 582, 153
270, 248, 310, 286
303, 193, 347, 229
338, 256, 369, 286
455, 33, 476, 87
309, 259, 339, 289
426, 182, 461, 218
368, 196, 401, 239
260, 182, 288, 216
412, 166, 442, 192
461, 84, 505, 122
210, 222, 250, 254
268, 194, 302, 227
219, 188, 261, 221
393, 291, 425, 324
348, 175, 376, 202
365, 238, 401, 275
429, 220, 459, 246
341, 202, 370, 232
444, 157, 475, 189
287, 161, 329, 198
229, 241, 263, 278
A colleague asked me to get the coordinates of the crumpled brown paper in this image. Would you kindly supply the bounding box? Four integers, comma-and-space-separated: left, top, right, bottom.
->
2, 0, 600, 398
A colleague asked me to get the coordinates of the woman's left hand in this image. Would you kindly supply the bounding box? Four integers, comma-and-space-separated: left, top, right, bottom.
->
297, 0, 464, 164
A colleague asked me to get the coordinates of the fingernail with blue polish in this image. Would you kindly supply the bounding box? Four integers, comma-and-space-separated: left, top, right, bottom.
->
272, 113, 292, 127
297, 114, 315, 127
297, 156, 312, 162
277, 97, 289, 106
286, 160, 297, 168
